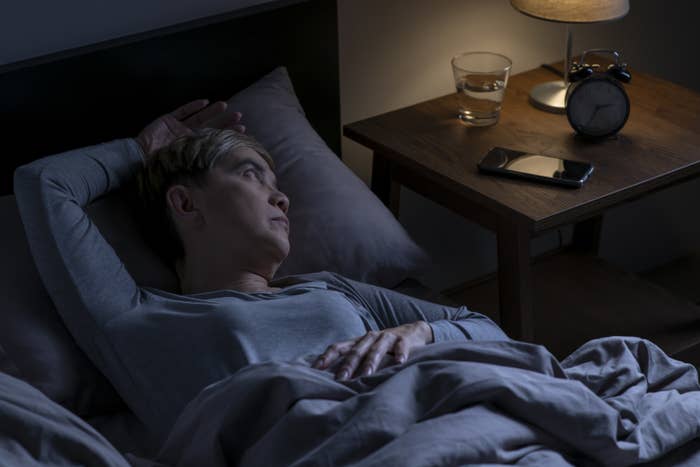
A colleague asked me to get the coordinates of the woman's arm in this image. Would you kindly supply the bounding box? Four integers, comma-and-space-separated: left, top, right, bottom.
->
308, 272, 509, 380
14, 140, 145, 361
355, 280, 508, 342
13, 100, 242, 365
314, 271, 509, 342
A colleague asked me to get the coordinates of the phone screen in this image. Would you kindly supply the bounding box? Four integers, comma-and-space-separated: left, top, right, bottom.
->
478, 147, 593, 187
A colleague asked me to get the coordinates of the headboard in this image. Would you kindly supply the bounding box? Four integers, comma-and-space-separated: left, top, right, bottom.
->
0, 0, 339, 195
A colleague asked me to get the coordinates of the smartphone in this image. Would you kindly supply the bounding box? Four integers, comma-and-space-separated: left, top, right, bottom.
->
477, 147, 594, 188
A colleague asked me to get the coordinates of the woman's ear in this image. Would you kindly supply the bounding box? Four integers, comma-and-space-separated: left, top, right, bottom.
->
166, 184, 203, 227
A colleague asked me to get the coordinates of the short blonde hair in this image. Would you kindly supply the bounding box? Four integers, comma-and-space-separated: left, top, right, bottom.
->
135, 128, 274, 265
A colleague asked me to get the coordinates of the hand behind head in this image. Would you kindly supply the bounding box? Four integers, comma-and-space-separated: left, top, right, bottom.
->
136, 100, 245, 159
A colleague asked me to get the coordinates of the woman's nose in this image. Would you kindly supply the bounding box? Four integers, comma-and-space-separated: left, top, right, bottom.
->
271, 189, 290, 213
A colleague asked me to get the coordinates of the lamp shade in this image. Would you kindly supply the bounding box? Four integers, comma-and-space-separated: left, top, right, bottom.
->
510, 0, 629, 23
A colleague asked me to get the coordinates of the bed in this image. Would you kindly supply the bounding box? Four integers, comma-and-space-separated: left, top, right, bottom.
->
2, 0, 700, 465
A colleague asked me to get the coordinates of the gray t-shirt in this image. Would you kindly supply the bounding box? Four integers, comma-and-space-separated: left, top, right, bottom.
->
14, 139, 508, 443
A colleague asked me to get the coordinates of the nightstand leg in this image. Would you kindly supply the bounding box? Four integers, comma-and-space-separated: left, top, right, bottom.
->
497, 219, 534, 341
371, 151, 400, 217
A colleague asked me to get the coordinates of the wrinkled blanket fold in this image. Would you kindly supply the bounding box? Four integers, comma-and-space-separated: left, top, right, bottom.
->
151, 337, 700, 466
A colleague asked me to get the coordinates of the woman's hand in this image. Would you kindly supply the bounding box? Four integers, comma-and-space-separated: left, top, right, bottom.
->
312, 321, 433, 381
135, 99, 245, 159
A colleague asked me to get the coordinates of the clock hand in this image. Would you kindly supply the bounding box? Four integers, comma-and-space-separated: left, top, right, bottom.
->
586, 107, 601, 126
585, 103, 613, 126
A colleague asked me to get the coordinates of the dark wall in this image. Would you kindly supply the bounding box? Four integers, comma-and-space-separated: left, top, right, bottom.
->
576, 0, 700, 92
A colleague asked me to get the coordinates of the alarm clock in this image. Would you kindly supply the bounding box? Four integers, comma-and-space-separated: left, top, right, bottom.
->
565, 49, 631, 139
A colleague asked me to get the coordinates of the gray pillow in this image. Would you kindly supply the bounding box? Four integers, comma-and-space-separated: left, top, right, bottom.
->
224, 67, 429, 287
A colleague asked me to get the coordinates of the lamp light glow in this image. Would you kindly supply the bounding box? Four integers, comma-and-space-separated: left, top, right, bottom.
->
510, 0, 629, 23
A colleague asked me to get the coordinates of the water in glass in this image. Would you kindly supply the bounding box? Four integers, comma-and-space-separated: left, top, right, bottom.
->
456, 75, 506, 126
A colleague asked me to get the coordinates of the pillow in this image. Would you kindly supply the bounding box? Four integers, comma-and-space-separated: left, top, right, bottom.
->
85, 193, 179, 292
0, 343, 21, 379
222, 67, 429, 287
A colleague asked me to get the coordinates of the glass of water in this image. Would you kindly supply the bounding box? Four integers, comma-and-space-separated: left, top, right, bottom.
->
451, 52, 512, 127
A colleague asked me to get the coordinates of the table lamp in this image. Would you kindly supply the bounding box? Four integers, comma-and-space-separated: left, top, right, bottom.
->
510, 0, 629, 113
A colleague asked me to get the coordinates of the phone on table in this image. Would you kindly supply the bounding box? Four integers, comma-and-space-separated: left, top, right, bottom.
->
477, 147, 594, 188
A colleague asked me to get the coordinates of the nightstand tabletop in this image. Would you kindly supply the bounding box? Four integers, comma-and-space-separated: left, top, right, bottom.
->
344, 66, 700, 233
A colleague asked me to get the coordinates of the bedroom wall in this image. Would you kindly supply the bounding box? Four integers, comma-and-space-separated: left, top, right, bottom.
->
338, 0, 700, 290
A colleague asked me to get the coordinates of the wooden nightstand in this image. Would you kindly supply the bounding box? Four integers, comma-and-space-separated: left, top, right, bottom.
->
344, 65, 700, 350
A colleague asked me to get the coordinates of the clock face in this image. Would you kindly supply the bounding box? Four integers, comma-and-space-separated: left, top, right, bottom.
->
566, 76, 630, 138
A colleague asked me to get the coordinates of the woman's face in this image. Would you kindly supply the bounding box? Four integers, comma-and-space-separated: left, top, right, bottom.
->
192, 146, 290, 270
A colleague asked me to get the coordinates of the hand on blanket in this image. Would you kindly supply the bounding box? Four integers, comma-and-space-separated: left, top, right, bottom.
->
312, 321, 433, 381
136, 99, 245, 158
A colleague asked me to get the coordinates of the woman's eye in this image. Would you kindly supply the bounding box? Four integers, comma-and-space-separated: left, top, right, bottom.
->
243, 169, 263, 182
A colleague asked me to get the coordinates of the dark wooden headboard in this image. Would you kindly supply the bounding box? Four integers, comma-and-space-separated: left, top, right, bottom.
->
0, 0, 339, 195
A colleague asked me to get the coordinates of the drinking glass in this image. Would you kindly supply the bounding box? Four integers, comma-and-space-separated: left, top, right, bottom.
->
451, 52, 512, 127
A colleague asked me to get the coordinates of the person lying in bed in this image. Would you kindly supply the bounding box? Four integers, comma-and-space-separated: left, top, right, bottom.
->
14, 99, 508, 444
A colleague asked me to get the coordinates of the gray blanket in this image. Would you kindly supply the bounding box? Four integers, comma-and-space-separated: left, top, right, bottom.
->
151, 337, 700, 466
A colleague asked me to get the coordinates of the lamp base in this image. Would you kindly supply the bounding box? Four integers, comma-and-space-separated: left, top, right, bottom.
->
529, 80, 568, 114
